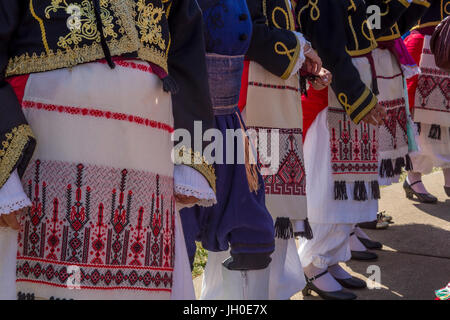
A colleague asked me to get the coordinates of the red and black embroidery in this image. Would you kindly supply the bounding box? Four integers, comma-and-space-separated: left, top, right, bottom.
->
251, 127, 306, 197
328, 108, 380, 201
378, 98, 411, 178
17, 160, 175, 292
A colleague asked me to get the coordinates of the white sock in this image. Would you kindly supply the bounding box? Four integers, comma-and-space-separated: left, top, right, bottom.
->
407, 173, 429, 194
304, 264, 342, 292
328, 264, 352, 280
349, 233, 367, 251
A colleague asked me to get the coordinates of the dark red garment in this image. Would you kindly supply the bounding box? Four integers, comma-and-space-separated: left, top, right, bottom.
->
404, 32, 425, 113
6, 74, 29, 105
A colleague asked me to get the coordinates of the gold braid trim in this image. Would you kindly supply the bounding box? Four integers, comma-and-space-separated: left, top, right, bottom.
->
376, 24, 401, 41
0, 125, 35, 188
6, 37, 168, 77
412, 0, 431, 7
353, 93, 377, 124
338, 87, 378, 124
280, 35, 300, 80
6, 0, 170, 77
29, 0, 50, 54
174, 146, 216, 194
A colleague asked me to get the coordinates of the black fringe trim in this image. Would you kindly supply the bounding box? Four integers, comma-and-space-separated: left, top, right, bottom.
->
380, 159, 394, 178
295, 218, 314, 240
353, 180, 368, 201
394, 157, 406, 175
381, 155, 413, 177
428, 124, 441, 140
274, 217, 294, 240
371, 180, 380, 199
405, 154, 413, 171
334, 181, 348, 200
162, 75, 179, 94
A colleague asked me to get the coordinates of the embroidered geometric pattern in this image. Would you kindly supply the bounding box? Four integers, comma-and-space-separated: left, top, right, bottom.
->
21, 101, 174, 134
250, 127, 306, 196
378, 98, 408, 154
7, 0, 172, 77
328, 108, 379, 178
17, 159, 175, 292
414, 38, 450, 117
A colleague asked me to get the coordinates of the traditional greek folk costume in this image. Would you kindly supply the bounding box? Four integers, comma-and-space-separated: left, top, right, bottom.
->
0, 0, 216, 300
405, 0, 450, 174
180, 0, 275, 300
369, 0, 431, 186
297, 0, 381, 269
237, 0, 310, 300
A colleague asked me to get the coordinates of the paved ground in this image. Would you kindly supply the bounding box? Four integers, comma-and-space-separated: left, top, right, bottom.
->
193, 171, 450, 300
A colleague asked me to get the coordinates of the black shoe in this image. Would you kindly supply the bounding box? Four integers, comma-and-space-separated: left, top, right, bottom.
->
358, 236, 383, 250
403, 180, 437, 203
444, 186, 450, 197
351, 250, 378, 261
302, 271, 357, 300
335, 277, 367, 289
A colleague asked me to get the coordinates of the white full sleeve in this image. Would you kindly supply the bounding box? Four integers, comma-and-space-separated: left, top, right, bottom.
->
0, 169, 31, 215
174, 165, 217, 209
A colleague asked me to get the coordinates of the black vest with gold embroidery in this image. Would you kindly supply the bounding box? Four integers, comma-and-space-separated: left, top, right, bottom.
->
0, 0, 216, 191
413, 0, 449, 30
246, 0, 300, 80
7, 0, 172, 77
375, 0, 430, 41
297, 0, 378, 124
341, 0, 378, 56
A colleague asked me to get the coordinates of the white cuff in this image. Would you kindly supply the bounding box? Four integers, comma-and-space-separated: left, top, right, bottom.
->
174, 165, 217, 209
0, 169, 31, 216
290, 31, 309, 77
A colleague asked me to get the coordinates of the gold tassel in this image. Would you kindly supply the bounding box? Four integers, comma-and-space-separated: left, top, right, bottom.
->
236, 111, 260, 193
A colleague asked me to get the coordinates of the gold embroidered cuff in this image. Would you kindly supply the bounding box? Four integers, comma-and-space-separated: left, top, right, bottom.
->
346, 41, 378, 57
352, 93, 378, 125
376, 25, 401, 42
0, 125, 35, 188
338, 87, 378, 124
174, 146, 216, 194
280, 35, 301, 80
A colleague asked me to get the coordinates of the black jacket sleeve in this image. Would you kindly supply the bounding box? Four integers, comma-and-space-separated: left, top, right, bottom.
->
397, 0, 431, 34
297, 0, 377, 124
367, 0, 411, 38
0, 0, 36, 189
246, 0, 300, 80
167, 0, 216, 192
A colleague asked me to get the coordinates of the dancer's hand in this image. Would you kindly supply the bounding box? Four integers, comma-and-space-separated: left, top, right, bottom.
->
174, 194, 200, 205
310, 68, 332, 90
361, 103, 387, 126
0, 210, 22, 230
303, 44, 322, 75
